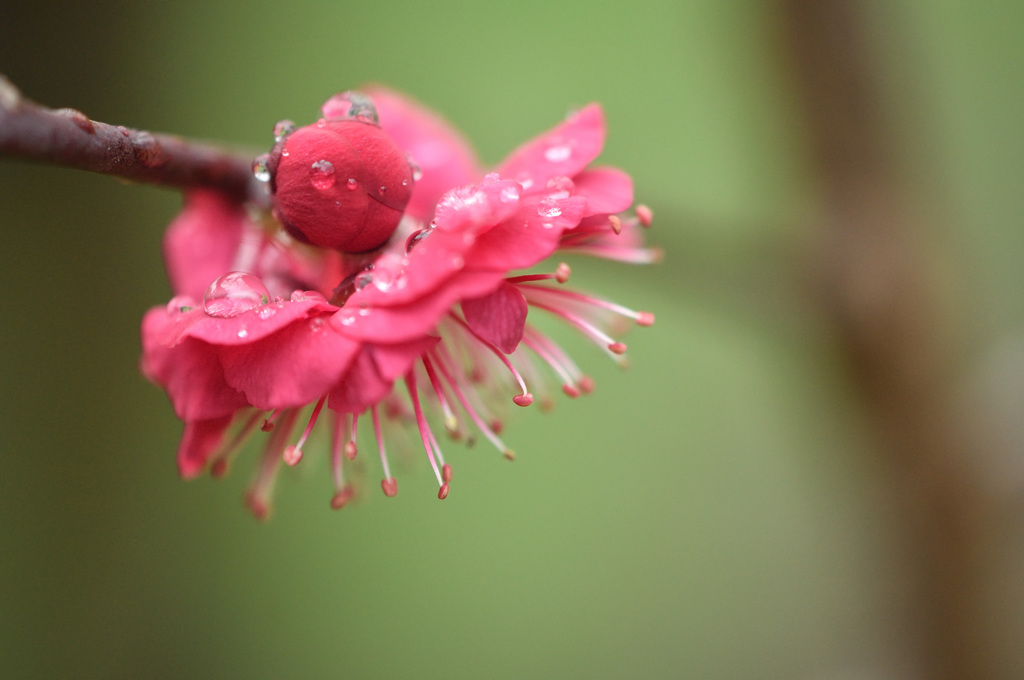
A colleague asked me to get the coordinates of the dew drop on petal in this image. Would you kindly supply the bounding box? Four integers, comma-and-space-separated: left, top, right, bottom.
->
354, 272, 374, 291
273, 119, 295, 143
203, 272, 270, 318
310, 159, 336, 190
257, 306, 276, 320
538, 197, 562, 218
406, 228, 430, 252
166, 295, 195, 314
544, 144, 572, 163
378, 185, 387, 196
346, 178, 358, 190
499, 185, 520, 203
252, 154, 271, 182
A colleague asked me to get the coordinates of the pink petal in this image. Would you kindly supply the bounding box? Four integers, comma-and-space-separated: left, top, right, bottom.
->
328, 349, 392, 414
177, 415, 233, 479
218, 314, 359, 410
141, 307, 248, 421
182, 296, 337, 347
372, 336, 440, 381
572, 167, 634, 216
496, 104, 605, 193
366, 86, 482, 221
469, 196, 587, 271
461, 282, 528, 354
333, 270, 501, 343
164, 191, 247, 299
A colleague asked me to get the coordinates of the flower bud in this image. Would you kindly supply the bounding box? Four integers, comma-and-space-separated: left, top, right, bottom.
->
272, 119, 413, 253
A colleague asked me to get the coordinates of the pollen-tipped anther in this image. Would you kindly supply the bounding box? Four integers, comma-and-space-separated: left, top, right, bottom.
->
636, 204, 653, 227
283, 445, 303, 466
438, 483, 450, 500
555, 262, 571, 283
331, 486, 354, 509
562, 384, 581, 398
512, 393, 534, 407
609, 215, 622, 234
441, 463, 453, 483
578, 375, 596, 394
609, 342, 627, 355
503, 450, 516, 461
344, 441, 357, 460
636, 311, 655, 326
381, 477, 398, 497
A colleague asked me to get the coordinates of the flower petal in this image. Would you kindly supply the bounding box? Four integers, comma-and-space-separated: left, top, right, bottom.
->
366, 86, 482, 221
164, 191, 247, 299
177, 415, 233, 479
469, 196, 587, 271
218, 314, 359, 410
496, 104, 605, 193
461, 282, 528, 354
572, 167, 634, 216
141, 307, 248, 421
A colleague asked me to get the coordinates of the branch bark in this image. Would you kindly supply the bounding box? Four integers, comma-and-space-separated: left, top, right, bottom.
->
0, 74, 264, 204
776, 2, 994, 678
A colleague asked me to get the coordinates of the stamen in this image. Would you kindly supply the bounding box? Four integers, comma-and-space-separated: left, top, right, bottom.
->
557, 243, 663, 265
422, 355, 459, 435
636, 204, 653, 227
518, 284, 655, 327
372, 405, 397, 497
283, 395, 326, 466
245, 409, 299, 520
608, 215, 622, 234
345, 412, 359, 460
525, 298, 628, 360
449, 313, 533, 406
404, 372, 445, 488
506, 262, 571, 286
261, 408, 283, 432
431, 348, 513, 459
329, 412, 352, 509
521, 327, 584, 397
210, 410, 263, 478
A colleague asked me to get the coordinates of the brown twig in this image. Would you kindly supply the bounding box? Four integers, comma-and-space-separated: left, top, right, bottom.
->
777, 2, 994, 679
0, 74, 264, 204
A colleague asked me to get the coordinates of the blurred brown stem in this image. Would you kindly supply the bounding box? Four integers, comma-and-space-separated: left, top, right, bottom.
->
777, 2, 994, 678
0, 74, 262, 204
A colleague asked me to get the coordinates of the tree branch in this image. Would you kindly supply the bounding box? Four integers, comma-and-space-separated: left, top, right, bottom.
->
0, 74, 264, 204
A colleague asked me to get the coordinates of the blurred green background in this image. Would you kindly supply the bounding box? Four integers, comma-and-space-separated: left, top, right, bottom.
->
1, 1, 1022, 678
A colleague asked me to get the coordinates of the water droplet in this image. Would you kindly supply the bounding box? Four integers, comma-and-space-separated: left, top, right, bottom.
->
316, 118, 327, 128
401, 178, 409, 187
499, 185, 520, 203
347, 178, 358, 190
354, 272, 373, 290
204, 272, 270, 318
544, 144, 572, 163
338, 309, 357, 326
281, 148, 289, 157
538, 197, 562, 218
483, 172, 501, 184
321, 91, 379, 125
252, 154, 271, 182
407, 155, 423, 181
273, 119, 295, 143
257, 306, 276, 320
546, 176, 574, 197
166, 295, 194, 314
133, 132, 165, 168
378, 185, 387, 196
308, 317, 325, 332
310, 159, 336, 190
371, 253, 404, 293
451, 255, 464, 270
406, 229, 430, 252
237, 327, 249, 338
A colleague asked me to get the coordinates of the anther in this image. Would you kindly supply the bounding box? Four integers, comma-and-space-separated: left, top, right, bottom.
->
503, 450, 516, 461
438, 483, 450, 500
562, 384, 581, 398
283, 445, 303, 466
636, 311, 655, 326
609, 342, 628, 355
636, 204, 653, 227
381, 477, 398, 497
608, 215, 622, 234
513, 393, 535, 407
578, 375, 596, 393
331, 486, 354, 509
442, 463, 453, 483
555, 262, 571, 283
344, 441, 357, 460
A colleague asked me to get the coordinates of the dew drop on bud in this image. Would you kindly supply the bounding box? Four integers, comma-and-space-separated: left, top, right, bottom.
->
273, 119, 295, 143
252, 154, 271, 182
346, 178, 358, 190
203, 272, 270, 318
321, 91, 379, 125
407, 155, 423, 181
310, 159, 336, 190
406, 228, 430, 253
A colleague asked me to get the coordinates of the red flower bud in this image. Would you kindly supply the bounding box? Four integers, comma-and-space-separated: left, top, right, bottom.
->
272, 118, 413, 253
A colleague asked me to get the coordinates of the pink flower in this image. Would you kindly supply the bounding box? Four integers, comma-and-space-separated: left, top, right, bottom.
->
141, 88, 658, 518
